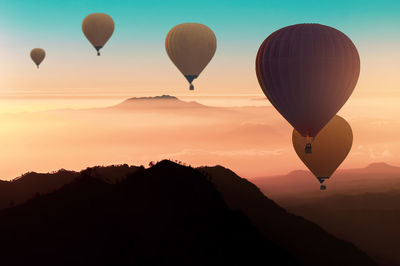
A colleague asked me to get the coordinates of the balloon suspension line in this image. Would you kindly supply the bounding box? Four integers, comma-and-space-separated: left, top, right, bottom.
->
37, 65, 39, 69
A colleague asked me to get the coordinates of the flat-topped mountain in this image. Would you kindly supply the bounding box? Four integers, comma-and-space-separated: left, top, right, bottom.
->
126, 95, 178, 100
111, 94, 207, 110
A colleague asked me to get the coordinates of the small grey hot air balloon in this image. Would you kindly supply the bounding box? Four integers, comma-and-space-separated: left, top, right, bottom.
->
82, 13, 114, 56
30, 48, 45, 68
165, 23, 217, 90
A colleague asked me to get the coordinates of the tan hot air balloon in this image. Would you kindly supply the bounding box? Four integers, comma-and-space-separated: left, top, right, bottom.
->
165, 23, 217, 90
292, 115, 353, 190
30, 48, 46, 68
82, 13, 114, 56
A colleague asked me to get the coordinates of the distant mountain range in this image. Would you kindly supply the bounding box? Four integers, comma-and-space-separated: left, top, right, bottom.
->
0, 161, 375, 266
252, 162, 400, 266
252, 162, 400, 200
1, 94, 398, 181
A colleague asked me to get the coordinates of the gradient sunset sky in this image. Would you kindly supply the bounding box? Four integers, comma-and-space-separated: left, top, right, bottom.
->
0, 0, 399, 179
0, 0, 399, 97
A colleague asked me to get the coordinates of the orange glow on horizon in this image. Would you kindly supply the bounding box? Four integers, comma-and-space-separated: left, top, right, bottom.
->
0, 94, 398, 181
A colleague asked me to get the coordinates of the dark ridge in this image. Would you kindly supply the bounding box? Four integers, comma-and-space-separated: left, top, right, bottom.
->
283, 192, 400, 266
0, 165, 139, 211
0, 161, 376, 266
199, 165, 376, 266
0, 169, 79, 210
0, 160, 298, 266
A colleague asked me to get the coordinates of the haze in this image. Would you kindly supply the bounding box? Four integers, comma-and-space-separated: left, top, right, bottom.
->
0, 94, 397, 180
0, 0, 399, 179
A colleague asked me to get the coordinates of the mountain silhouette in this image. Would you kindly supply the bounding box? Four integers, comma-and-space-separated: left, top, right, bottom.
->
110, 94, 208, 110
0, 161, 376, 265
252, 163, 400, 266
253, 162, 400, 199
360, 162, 400, 173
200, 165, 376, 266
126, 95, 178, 100
0, 169, 78, 209
285, 191, 400, 266
0, 161, 297, 266
0, 164, 139, 211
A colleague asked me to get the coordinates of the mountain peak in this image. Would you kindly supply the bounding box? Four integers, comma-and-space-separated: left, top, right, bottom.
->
113, 95, 205, 109
364, 162, 399, 171
366, 162, 392, 168
125, 95, 178, 101
0, 161, 376, 266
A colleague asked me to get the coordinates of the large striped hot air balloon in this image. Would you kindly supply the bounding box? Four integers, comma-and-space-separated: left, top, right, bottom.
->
256, 24, 360, 151
165, 23, 217, 91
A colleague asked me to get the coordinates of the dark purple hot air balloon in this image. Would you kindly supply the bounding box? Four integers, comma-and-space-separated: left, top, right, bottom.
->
256, 23, 360, 143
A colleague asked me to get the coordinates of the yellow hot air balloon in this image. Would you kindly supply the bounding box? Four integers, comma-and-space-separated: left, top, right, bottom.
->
165, 23, 217, 90
30, 48, 45, 68
292, 115, 353, 190
82, 13, 114, 56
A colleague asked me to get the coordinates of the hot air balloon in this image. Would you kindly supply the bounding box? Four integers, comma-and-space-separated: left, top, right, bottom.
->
292, 115, 353, 190
165, 23, 217, 90
30, 48, 45, 68
256, 24, 360, 152
82, 13, 114, 56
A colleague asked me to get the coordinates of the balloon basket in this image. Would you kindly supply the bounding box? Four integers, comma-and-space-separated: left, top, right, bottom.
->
305, 143, 312, 154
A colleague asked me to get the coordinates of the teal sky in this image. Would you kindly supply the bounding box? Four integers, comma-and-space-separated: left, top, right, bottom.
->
0, 0, 399, 94
2, 0, 399, 44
